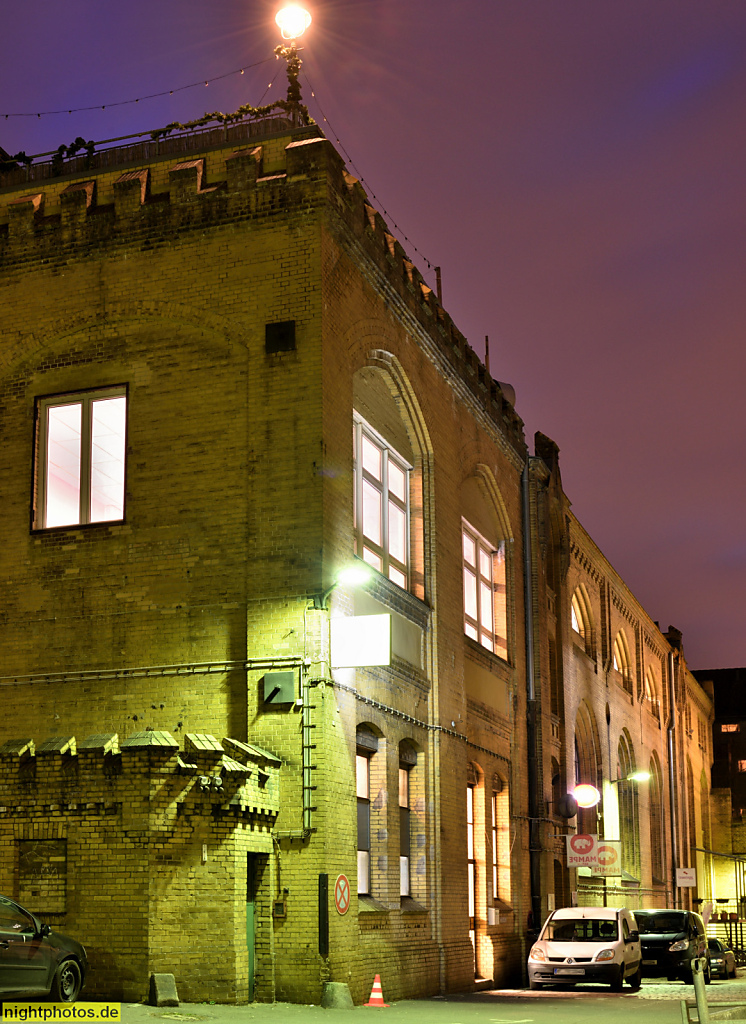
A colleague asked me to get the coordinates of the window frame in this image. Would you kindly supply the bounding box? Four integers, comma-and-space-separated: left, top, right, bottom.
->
356, 750, 372, 895
33, 385, 128, 531
462, 519, 507, 659
353, 413, 411, 590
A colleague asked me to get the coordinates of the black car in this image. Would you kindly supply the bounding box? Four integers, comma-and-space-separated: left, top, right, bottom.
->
0, 895, 87, 1001
708, 937, 737, 979
635, 909, 710, 983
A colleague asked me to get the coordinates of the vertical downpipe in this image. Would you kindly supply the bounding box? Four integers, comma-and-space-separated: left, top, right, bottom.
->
667, 649, 680, 907
521, 462, 542, 935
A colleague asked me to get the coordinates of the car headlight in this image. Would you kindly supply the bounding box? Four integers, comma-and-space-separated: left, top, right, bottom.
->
595, 949, 616, 961
711, 958, 723, 964
669, 939, 689, 952
529, 946, 547, 962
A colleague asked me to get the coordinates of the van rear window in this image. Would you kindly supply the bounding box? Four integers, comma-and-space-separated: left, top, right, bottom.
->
544, 918, 618, 941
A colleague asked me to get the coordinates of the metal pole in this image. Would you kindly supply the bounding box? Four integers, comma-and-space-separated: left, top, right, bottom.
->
691, 958, 710, 1024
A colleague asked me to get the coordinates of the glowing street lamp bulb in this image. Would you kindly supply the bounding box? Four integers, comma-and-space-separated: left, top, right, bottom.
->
276, 5, 312, 40
573, 783, 601, 808
628, 771, 651, 783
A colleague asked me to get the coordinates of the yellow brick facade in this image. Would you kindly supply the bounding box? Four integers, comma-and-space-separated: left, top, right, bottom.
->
0, 118, 716, 1004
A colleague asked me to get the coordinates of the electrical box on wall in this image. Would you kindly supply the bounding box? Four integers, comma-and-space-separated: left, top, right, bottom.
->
263, 671, 296, 705
272, 900, 287, 919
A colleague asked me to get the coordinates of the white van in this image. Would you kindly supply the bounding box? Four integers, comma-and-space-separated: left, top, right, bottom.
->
527, 906, 642, 991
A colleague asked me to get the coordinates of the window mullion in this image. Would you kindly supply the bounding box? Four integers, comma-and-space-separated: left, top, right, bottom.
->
381, 448, 389, 574
80, 397, 93, 525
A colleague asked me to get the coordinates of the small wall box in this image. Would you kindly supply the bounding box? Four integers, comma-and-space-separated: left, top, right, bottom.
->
272, 900, 287, 919
263, 671, 296, 704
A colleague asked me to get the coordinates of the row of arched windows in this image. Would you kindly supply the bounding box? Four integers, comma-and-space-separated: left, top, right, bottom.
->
570, 584, 664, 715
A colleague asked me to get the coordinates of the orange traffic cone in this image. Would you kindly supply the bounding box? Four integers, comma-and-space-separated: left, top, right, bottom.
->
365, 974, 389, 1007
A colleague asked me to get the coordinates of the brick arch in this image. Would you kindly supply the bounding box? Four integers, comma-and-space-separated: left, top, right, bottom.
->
352, 349, 435, 603
2, 301, 247, 377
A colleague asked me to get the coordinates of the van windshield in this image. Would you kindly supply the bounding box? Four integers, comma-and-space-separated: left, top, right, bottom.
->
544, 918, 619, 942
635, 912, 686, 936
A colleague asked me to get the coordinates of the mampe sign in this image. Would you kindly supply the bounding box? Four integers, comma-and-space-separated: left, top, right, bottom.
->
565, 834, 622, 875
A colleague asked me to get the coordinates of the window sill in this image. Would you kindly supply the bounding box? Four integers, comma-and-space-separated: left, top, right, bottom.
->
31, 518, 125, 535
400, 897, 428, 914
363, 569, 431, 628
464, 635, 511, 673
358, 895, 389, 914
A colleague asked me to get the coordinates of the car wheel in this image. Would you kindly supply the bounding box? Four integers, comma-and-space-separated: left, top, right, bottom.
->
529, 979, 543, 990
704, 962, 711, 985
730, 965, 737, 979
627, 965, 642, 990
610, 968, 624, 992
51, 959, 82, 1002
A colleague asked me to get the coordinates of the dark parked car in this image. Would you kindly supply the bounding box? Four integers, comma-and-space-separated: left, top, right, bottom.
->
635, 909, 710, 983
0, 895, 87, 1001
708, 937, 737, 979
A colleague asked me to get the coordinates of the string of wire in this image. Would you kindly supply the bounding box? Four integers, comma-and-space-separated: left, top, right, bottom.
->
1, 57, 274, 119
302, 71, 438, 287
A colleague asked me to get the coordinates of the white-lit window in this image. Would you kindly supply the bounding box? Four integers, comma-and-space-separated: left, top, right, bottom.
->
462, 520, 507, 658
35, 388, 127, 529
722, 724, 739, 733
353, 415, 410, 589
738, 760, 746, 773
399, 765, 411, 896
357, 752, 371, 894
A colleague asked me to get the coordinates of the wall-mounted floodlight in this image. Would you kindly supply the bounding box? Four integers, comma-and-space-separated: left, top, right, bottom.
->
313, 563, 373, 610
573, 783, 601, 808
275, 4, 312, 40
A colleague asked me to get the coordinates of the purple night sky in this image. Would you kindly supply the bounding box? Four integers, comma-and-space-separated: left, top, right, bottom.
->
3, 1, 745, 670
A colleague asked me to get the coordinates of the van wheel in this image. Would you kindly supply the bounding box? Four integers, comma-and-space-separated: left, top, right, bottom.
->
610, 968, 623, 992
627, 965, 642, 990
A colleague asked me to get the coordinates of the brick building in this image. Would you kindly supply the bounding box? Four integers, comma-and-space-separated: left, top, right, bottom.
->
0, 115, 716, 1003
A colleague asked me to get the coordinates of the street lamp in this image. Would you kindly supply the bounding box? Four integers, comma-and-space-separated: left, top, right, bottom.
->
610, 772, 651, 785
274, 5, 312, 115
573, 783, 601, 808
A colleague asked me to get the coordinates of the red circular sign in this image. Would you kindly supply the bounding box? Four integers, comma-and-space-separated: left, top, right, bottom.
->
570, 834, 594, 855
335, 874, 350, 915
597, 844, 618, 866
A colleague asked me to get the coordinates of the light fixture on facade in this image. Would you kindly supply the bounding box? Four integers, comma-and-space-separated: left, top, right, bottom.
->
573, 783, 601, 808
313, 562, 373, 610
273, 5, 312, 118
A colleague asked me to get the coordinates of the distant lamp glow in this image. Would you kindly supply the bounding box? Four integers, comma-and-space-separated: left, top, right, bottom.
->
275, 5, 312, 40
573, 783, 601, 808
627, 771, 651, 783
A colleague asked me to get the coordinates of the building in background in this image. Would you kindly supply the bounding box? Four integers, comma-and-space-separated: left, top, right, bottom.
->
0, 114, 718, 1003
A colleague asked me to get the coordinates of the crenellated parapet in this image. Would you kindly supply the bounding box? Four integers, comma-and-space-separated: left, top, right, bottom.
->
0, 731, 280, 824
0, 122, 524, 453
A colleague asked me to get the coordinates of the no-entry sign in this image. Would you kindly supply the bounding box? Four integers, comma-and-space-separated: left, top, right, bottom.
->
335, 874, 350, 914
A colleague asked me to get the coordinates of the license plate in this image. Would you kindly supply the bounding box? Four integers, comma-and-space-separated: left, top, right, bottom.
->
643, 959, 657, 966
554, 968, 585, 975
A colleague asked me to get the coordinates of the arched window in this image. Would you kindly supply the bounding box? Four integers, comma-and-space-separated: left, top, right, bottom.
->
574, 703, 601, 836
649, 754, 665, 883
643, 666, 659, 716
352, 361, 429, 601
491, 773, 511, 905
570, 586, 594, 657
461, 471, 512, 662
613, 631, 633, 694
617, 731, 640, 878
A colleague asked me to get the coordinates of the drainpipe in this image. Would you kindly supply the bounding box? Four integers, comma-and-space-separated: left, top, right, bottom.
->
667, 649, 680, 907
521, 461, 542, 935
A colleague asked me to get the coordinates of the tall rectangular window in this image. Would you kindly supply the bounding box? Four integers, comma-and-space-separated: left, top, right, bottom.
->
467, 785, 477, 970
491, 793, 498, 902
400, 766, 411, 897
357, 753, 371, 894
36, 387, 127, 529
462, 520, 507, 659
353, 414, 410, 590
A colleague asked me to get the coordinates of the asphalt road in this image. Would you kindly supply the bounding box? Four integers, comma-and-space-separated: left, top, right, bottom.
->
119, 976, 746, 1024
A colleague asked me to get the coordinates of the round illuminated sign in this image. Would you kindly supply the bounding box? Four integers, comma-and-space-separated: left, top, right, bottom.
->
573, 783, 601, 808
